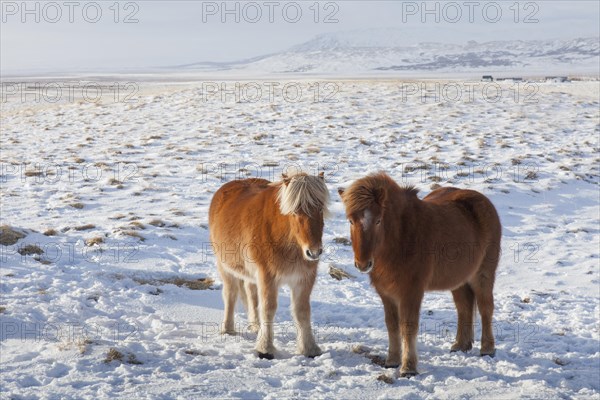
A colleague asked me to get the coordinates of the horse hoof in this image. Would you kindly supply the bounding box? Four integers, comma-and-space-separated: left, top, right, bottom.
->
257, 352, 274, 360
451, 343, 473, 353
480, 349, 496, 358
384, 364, 399, 369
400, 371, 418, 378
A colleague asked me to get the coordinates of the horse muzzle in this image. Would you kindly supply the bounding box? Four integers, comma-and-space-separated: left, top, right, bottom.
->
304, 247, 323, 261
354, 259, 374, 274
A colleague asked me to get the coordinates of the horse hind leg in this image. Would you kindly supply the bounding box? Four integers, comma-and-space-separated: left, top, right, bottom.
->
471, 252, 498, 357
450, 284, 475, 352
219, 265, 239, 335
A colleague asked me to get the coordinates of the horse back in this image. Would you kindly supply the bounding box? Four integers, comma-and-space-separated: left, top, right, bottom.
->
208, 178, 273, 238
423, 187, 501, 240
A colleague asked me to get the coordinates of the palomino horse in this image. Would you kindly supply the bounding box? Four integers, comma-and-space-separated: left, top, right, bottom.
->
338, 172, 501, 377
208, 172, 329, 359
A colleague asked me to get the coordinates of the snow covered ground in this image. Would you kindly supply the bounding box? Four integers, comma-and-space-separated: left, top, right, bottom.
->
1, 78, 599, 399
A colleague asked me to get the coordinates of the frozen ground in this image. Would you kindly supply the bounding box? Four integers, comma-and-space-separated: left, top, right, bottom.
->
0, 78, 599, 399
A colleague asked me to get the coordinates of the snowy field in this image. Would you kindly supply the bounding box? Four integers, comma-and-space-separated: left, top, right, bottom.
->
1, 78, 599, 399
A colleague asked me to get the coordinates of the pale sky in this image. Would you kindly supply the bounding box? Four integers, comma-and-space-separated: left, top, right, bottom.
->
1, 1, 598, 74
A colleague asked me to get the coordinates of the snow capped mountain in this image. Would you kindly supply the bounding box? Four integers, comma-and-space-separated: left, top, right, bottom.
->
178, 29, 599, 76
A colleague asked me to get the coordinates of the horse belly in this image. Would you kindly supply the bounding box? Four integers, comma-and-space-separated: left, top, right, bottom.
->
426, 256, 483, 291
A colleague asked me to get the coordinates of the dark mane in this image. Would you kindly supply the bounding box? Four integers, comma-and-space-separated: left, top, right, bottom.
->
342, 172, 418, 215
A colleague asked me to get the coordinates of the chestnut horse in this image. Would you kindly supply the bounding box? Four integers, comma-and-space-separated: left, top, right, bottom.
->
208, 172, 329, 359
339, 172, 501, 377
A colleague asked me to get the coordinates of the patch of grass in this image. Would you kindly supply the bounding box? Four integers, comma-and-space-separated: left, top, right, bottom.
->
0, 225, 26, 246
43, 229, 58, 236
525, 171, 539, 180
134, 276, 214, 290
148, 219, 166, 227
104, 348, 124, 363
377, 374, 394, 384
78, 338, 94, 354
0, 306, 6, 313
329, 265, 354, 281
18, 244, 44, 256
74, 224, 96, 231
127, 353, 143, 365
85, 237, 104, 246
352, 345, 386, 367
332, 237, 351, 246
23, 170, 44, 177
184, 349, 206, 356
129, 221, 146, 230
121, 230, 145, 241
553, 357, 569, 366
70, 202, 85, 209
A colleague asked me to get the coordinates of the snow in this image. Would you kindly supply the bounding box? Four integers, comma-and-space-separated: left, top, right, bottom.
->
1, 77, 599, 399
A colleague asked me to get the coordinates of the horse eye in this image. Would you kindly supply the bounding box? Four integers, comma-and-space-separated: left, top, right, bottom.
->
376, 220, 381, 225
349, 220, 354, 225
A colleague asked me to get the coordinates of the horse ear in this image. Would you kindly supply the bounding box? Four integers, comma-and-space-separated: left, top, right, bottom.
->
282, 173, 288, 179
338, 188, 345, 198
282, 176, 291, 186
318, 171, 324, 180
373, 187, 387, 206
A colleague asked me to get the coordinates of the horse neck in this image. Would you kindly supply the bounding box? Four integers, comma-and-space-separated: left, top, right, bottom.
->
383, 189, 424, 244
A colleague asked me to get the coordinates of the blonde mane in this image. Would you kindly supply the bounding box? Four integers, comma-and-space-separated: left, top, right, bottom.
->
274, 172, 330, 217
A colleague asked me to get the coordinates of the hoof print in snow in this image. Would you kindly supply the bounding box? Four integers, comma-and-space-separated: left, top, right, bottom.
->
257, 352, 274, 360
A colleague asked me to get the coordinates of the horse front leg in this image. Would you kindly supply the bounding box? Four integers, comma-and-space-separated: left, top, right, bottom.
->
255, 271, 278, 359
290, 271, 321, 358
399, 290, 424, 377
380, 294, 400, 368
244, 281, 259, 333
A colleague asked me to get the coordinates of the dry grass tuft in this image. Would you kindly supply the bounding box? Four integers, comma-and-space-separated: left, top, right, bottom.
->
328, 265, 354, 281
44, 229, 58, 236
332, 237, 351, 246
134, 276, 214, 290
74, 224, 96, 231
85, 237, 104, 246
128, 221, 146, 230
148, 219, 166, 227
377, 374, 394, 384
0, 225, 26, 246
70, 202, 85, 209
121, 230, 145, 241
104, 348, 124, 363
184, 349, 207, 356
18, 244, 44, 256
352, 345, 386, 367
